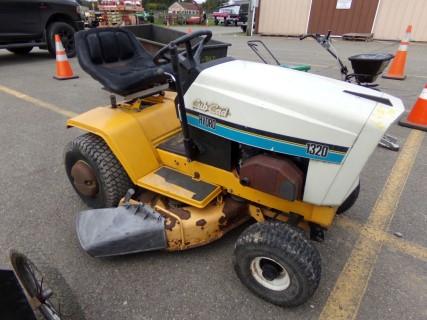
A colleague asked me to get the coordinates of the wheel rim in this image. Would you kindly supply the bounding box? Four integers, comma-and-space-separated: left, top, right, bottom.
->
58, 28, 74, 53
250, 256, 291, 291
70, 160, 98, 197
10, 251, 61, 320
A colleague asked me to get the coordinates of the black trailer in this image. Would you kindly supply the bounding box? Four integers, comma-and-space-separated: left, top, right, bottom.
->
123, 24, 231, 63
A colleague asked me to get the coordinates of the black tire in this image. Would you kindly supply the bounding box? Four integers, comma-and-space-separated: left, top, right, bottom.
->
337, 183, 360, 214
10, 250, 85, 320
7, 47, 33, 54
214, 19, 219, 25
233, 221, 321, 307
64, 133, 133, 208
46, 21, 76, 58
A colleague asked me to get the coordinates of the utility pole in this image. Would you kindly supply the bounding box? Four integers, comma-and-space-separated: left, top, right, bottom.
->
246, 0, 258, 36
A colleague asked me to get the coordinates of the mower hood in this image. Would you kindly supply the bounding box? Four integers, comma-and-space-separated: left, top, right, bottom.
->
185, 60, 404, 150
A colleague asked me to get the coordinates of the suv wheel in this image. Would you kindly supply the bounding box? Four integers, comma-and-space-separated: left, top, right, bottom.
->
7, 47, 33, 54
47, 21, 76, 58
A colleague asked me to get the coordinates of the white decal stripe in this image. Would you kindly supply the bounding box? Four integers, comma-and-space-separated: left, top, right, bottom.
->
398, 44, 408, 51
56, 55, 68, 62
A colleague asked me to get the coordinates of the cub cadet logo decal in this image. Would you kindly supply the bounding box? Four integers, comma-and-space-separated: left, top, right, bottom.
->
306, 143, 329, 158
198, 114, 216, 129
192, 99, 230, 118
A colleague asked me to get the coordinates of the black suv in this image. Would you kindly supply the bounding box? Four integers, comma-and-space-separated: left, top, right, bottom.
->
0, 0, 85, 57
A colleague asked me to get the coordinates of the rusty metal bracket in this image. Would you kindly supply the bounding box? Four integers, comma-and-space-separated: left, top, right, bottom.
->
248, 204, 266, 222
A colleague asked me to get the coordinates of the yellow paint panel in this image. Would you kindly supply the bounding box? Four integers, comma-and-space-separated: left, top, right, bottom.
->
66, 93, 180, 183
138, 167, 222, 208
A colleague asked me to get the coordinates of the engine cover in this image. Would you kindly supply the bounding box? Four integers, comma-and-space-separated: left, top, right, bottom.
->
184, 59, 404, 206
239, 154, 304, 201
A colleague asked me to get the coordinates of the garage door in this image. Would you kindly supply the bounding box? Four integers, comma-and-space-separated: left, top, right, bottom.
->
308, 0, 380, 35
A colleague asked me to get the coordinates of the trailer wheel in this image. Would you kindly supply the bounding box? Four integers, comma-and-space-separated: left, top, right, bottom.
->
337, 183, 360, 214
65, 133, 133, 208
233, 221, 321, 307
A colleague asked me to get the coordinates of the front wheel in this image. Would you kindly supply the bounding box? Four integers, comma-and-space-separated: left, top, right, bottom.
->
233, 221, 321, 307
64, 133, 133, 208
47, 21, 76, 58
337, 183, 360, 214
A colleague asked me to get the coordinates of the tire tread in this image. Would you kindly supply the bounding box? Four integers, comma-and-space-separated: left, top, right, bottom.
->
234, 221, 321, 307
67, 133, 132, 208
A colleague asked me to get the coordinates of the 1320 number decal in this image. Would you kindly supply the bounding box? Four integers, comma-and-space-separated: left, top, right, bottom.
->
306, 143, 329, 158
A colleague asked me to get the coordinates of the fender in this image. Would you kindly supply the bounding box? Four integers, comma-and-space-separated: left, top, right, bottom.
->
67, 95, 181, 183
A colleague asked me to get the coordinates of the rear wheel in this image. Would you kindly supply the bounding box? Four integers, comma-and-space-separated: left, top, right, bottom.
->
64, 133, 133, 208
233, 221, 321, 307
7, 47, 33, 54
47, 21, 76, 58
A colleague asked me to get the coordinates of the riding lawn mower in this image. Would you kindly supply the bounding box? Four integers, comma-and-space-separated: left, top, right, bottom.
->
64, 28, 404, 307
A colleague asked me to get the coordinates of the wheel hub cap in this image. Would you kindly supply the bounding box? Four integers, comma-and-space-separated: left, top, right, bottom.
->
250, 256, 291, 291
70, 160, 98, 197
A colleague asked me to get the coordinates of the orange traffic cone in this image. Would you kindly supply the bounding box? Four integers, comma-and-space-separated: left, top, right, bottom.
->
53, 34, 78, 80
383, 25, 412, 80
399, 84, 427, 131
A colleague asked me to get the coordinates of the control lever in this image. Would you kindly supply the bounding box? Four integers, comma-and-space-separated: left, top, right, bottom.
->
124, 188, 135, 208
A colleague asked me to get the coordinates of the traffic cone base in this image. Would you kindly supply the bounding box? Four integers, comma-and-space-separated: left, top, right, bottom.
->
399, 85, 427, 132
383, 26, 412, 80
382, 74, 406, 80
399, 114, 427, 131
54, 74, 79, 80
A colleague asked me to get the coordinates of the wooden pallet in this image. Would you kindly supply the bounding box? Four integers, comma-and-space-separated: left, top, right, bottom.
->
342, 33, 374, 42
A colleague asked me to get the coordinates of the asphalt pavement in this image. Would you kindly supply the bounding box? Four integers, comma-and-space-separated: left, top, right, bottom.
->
0, 25, 426, 320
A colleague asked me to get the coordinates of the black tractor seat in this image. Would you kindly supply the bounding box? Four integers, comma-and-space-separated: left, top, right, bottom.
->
75, 28, 168, 97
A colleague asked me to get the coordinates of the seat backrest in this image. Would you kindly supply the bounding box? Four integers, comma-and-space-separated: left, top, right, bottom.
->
75, 28, 154, 67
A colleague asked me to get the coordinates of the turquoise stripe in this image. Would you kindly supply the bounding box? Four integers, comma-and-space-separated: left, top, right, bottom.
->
187, 114, 345, 164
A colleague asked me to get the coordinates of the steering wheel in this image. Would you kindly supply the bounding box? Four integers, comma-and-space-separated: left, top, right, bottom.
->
153, 30, 212, 69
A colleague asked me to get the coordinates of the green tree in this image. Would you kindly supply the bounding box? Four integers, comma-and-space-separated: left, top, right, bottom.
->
202, 0, 226, 12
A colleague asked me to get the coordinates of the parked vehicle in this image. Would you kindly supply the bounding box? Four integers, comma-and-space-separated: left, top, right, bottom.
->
213, 4, 241, 26
0, 0, 85, 57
